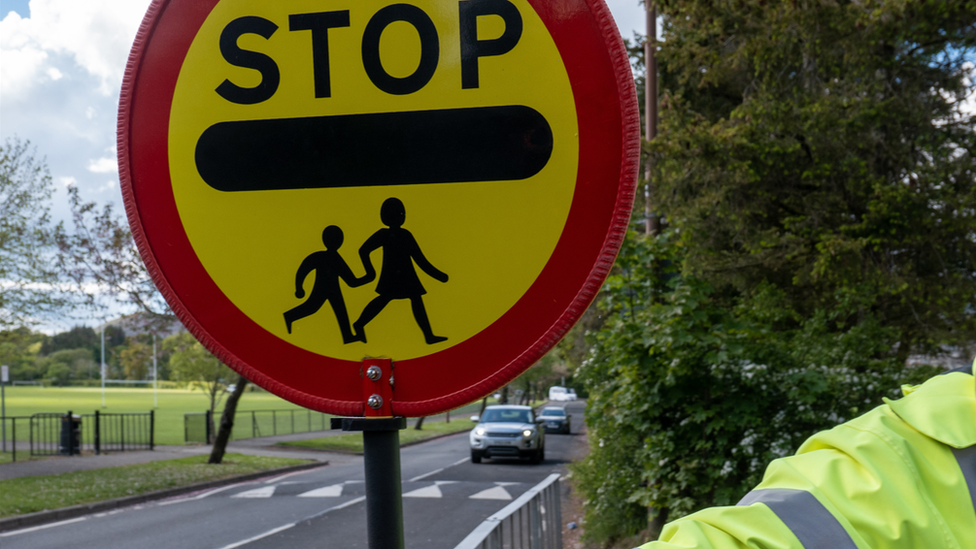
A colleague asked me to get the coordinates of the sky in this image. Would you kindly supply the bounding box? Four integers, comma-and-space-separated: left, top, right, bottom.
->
2, 1, 969, 335
0, 0, 649, 333
0, 0, 648, 227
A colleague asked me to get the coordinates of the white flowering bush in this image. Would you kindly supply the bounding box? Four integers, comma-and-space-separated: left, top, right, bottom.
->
572, 231, 940, 543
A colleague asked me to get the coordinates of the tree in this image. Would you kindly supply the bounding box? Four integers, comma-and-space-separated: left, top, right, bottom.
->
209, 374, 248, 463
574, 1, 975, 544
574, 231, 941, 544
119, 339, 153, 380
55, 185, 174, 331
0, 138, 74, 329
650, 0, 976, 358
57, 176, 257, 462
0, 328, 45, 380
35, 348, 97, 385
166, 331, 235, 436
40, 325, 99, 362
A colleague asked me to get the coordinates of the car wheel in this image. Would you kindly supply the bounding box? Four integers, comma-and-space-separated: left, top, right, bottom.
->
471, 450, 482, 464
530, 446, 543, 464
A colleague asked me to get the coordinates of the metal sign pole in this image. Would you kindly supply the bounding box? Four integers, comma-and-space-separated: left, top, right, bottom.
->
331, 417, 406, 549
328, 357, 405, 549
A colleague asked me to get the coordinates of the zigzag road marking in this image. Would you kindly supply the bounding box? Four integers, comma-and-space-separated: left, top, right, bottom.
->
231, 486, 277, 499
297, 484, 345, 498
469, 485, 513, 500
403, 481, 458, 498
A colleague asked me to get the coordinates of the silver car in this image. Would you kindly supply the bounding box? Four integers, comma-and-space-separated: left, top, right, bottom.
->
537, 406, 571, 434
469, 405, 545, 464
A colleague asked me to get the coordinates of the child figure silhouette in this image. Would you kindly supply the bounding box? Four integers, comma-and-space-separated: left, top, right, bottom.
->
353, 198, 449, 344
284, 225, 368, 343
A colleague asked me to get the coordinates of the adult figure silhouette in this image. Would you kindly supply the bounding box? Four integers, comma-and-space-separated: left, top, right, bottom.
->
284, 225, 368, 343
353, 198, 448, 344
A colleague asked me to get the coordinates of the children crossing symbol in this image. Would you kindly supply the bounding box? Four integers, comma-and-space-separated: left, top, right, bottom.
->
119, 0, 638, 417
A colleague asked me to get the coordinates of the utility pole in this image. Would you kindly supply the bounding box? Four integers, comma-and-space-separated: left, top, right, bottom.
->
2, 365, 8, 453
153, 334, 158, 408
101, 327, 106, 408
645, 2, 660, 236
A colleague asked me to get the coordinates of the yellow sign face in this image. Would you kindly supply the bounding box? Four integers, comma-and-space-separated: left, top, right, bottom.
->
169, 0, 578, 361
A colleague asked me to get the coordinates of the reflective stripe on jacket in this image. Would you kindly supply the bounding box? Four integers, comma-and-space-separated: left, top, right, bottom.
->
640, 359, 976, 549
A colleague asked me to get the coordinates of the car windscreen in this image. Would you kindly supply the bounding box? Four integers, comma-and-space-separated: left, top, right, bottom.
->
481, 409, 531, 423
541, 409, 565, 417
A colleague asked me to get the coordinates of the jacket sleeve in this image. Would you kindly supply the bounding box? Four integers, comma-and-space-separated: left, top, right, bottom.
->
641, 503, 807, 548
641, 369, 976, 549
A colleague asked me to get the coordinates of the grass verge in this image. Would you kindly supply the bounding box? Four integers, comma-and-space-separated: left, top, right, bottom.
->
0, 451, 39, 465
0, 453, 310, 518
279, 419, 473, 453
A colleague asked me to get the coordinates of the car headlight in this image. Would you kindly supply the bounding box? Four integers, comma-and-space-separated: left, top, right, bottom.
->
523, 429, 533, 438
475, 428, 486, 436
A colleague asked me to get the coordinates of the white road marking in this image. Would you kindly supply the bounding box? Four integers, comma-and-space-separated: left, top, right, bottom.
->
297, 484, 344, 498
157, 483, 250, 506
301, 496, 367, 521
403, 484, 443, 498
263, 469, 317, 484
469, 486, 513, 500
214, 523, 296, 549
215, 495, 368, 548
408, 457, 468, 482
231, 485, 277, 498
403, 480, 458, 498
0, 517, 87, 537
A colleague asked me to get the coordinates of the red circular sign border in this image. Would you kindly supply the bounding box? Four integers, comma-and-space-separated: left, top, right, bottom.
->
118, 0, 639, 417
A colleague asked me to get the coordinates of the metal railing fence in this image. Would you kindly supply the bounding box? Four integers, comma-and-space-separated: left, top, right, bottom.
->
455, 473, 562, 549
1, 416, 29, 462
184, 409, 331, 443
16, 411, 154, 457
80, 410, 155, 454
238, 409, 331, 439
29, 413, 65, 457
185, 411, 212, 444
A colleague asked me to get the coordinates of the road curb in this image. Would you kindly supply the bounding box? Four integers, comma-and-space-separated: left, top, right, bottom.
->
0, 461, 328, 533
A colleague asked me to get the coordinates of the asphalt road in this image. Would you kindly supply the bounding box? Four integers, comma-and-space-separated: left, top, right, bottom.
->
2, 400, 586, 549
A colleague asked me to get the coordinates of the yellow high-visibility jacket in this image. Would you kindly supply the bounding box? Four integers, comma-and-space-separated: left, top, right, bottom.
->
640, 359, 976, 549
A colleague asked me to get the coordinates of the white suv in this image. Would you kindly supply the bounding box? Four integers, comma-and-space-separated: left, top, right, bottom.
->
469, 405, 545, 464
549, 386, 569, 401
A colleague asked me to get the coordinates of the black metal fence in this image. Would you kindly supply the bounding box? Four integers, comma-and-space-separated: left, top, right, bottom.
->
1, 416, 28, 462
184, 409, 331, 443
4, 411, 156, 459
81, 411, 155, 454
184, 411, 212, 444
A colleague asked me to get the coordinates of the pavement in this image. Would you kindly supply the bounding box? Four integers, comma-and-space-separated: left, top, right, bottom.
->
0, 430, 348, 481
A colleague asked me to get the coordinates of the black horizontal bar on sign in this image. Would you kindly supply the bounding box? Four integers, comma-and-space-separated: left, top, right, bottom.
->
194, 106, 554, 192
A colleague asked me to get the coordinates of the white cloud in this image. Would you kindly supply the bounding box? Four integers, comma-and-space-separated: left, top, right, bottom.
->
1, 0, 150, 242
87, 156, 117, 174
1, 0, 152, 96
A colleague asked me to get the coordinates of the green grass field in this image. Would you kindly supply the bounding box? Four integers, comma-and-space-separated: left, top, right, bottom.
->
0, 386, 540, 452
0, 385, 319, 446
